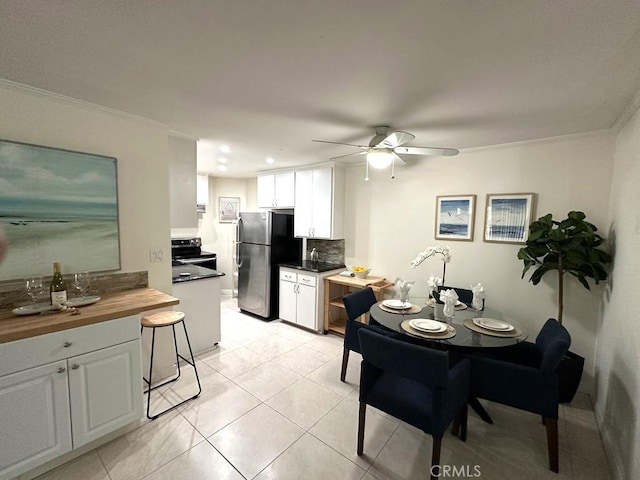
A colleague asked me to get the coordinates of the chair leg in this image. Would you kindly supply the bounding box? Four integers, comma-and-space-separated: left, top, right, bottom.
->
431, 437, 442, 480
357, 402, 366, 455
544, 416, 559, 473
340, 347, 350, 382
459, 402, 468, 442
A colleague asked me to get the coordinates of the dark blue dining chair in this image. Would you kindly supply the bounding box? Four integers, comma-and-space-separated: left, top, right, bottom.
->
466, 318, 571, 473
340, 287, 386, 382
357, 329, 470, 480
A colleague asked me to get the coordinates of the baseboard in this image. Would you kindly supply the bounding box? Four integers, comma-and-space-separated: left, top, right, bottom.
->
594, 404, 625, 480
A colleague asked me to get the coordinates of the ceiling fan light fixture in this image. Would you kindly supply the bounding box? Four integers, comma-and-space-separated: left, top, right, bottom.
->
367, 148, 394, 169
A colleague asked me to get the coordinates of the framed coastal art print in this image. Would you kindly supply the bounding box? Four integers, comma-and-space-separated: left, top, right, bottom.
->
435, 194, 476, 241
219, 196, 240, 222
483, 193, 536, 244
0, 139, 120, 281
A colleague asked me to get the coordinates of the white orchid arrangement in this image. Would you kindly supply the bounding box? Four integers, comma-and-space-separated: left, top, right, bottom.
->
410, 245, 452, 302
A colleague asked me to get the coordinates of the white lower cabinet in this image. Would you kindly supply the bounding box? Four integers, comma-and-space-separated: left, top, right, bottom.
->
69, 340, 142, 448
278, 267, 343, 332
0, 360, 72, 480
279, 269, 318, 331
0, 316, 143, 480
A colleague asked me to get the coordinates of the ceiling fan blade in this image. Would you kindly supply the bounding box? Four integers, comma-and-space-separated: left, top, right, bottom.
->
312, 139, 368, 148
376, 130, 415, 148
392, 152, 406, 166
330, 151, 367, 160
394, 146, 459, 156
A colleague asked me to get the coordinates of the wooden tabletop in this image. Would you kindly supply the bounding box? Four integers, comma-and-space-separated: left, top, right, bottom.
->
0, 287, 179, 344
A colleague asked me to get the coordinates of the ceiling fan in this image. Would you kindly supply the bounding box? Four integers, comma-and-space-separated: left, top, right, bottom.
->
312, 126, 459, 180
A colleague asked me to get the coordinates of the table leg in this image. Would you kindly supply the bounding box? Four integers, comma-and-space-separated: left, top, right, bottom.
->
469, 396, 493, 424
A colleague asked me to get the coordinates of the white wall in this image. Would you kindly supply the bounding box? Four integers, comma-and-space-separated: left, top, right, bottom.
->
344, 132, 614, 392
196, 176, 256, 293
0, 82, 173, 292
597, 104, 640, 480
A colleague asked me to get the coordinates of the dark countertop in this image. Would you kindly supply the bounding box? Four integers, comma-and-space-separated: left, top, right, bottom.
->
172, 265, 225, 283
279, 260, 346, 273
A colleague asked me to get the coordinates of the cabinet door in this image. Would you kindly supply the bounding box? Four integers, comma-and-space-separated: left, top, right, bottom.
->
311, 167, 333, 238
274, 171, 295, 207
68, 340, 143, 449
296, 283, 317, 330
0, 361, 72, 480
257, 174, 275, 208
294, 169, 313, 236
279, 279, 298, 323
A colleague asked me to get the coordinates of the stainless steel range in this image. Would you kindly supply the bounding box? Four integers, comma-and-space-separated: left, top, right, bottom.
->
171, 237, 217, 270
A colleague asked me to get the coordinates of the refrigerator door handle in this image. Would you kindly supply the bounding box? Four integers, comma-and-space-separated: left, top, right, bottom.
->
237, 217, 243, 243
235, 218, 243, 268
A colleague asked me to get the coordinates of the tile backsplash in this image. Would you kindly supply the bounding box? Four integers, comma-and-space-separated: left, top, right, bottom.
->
0, 271, 148, 310
307, 239, 345, 265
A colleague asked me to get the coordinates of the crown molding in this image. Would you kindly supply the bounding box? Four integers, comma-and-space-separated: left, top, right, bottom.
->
612, 88, 640, 133
0, 78, 167, 129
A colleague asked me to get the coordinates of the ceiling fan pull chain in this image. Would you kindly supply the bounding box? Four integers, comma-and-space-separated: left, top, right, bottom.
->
390, 156, 395, 179
365, 159, 369, 181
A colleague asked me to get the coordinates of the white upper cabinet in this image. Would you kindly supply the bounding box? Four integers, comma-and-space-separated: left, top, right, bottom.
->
169, 135, 198, 228
294, 164, 344, 239
257, 171, 295, 208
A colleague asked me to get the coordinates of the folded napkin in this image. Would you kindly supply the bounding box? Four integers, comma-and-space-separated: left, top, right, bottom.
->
470, 283, 486, 310
395, 277, 415, 303
440, 288, 459, 318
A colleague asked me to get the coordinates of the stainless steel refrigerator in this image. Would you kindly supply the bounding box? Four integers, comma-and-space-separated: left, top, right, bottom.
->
236, 211, 302, 319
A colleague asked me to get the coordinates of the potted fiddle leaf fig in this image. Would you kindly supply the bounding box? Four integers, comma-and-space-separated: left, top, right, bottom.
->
517, 210, 612, 402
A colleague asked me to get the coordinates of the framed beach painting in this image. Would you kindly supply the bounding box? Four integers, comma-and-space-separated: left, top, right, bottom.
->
483, 193, 536, 244
435, 194, 476, 241
0, 139, 120, 281
219, 196, 240, 222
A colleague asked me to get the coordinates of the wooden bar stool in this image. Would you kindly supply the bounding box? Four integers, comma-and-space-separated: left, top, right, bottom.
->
140, 311, 202, 419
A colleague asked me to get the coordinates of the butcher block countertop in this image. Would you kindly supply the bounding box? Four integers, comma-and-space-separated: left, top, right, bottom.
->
0, 287, 179, 344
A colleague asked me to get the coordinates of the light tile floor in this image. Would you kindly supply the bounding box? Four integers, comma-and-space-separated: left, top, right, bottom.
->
35, 297, 612, 480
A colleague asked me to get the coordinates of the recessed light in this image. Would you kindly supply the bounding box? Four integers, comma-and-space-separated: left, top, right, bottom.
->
218, 157, 228, 164
266, 157, 275, 164
220, 145, 231, 153
218, 165, 228, 172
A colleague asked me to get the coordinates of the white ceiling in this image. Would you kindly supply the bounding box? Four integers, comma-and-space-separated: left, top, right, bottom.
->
1, 1, 640, 177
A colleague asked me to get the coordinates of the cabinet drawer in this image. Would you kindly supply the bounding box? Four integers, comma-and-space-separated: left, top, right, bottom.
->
297, 273, 316, 287
280, 270, 297, 282
0, 315, 140, 377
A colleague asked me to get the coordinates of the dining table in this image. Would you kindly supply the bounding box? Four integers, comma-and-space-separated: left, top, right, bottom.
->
369, 297, 529, 423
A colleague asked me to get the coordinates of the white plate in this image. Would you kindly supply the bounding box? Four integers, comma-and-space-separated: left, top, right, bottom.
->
65, 295, 101, 307
473, 318, 514, 332
409, 319, 447, 333
12, 303, 56, 316
382, 299, 411, 310
11, 296, 102, 315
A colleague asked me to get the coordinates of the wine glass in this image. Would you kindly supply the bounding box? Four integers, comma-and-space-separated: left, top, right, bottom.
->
25, 277, 44, 304
73, 271, 90, 299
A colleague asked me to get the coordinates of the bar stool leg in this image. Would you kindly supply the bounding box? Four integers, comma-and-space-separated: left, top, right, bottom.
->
180, 320, 202, 397
141, 317, 202, 420
145, 327, 157, 420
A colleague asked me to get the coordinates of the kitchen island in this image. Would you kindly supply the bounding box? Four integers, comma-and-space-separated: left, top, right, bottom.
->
0, 287, 178, 480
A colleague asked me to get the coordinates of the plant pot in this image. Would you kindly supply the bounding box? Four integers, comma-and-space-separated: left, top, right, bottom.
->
557, 350, 584, 403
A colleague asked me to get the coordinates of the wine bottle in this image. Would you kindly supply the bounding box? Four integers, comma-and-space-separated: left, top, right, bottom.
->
50, 262, 67, 305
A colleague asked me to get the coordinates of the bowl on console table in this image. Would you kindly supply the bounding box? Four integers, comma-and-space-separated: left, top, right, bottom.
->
351, 266, 371, 279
